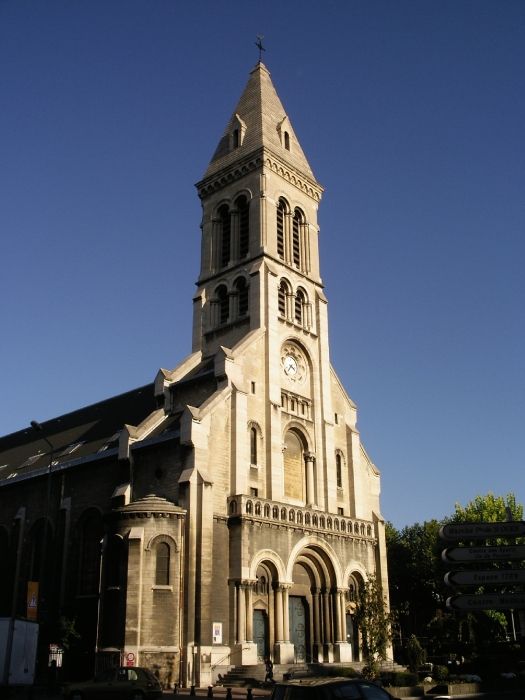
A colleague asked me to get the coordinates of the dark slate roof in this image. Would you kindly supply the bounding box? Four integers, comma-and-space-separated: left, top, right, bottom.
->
0, 384, 158, 485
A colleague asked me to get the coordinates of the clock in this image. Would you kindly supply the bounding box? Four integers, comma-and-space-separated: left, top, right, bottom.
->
281, 344, 307, 383
283, 354, 298, 377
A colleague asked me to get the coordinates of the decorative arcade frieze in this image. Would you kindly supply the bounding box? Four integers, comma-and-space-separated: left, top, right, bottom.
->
227, 494, 376, 541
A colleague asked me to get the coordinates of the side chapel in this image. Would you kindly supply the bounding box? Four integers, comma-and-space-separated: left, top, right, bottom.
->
0, 62, 390, 687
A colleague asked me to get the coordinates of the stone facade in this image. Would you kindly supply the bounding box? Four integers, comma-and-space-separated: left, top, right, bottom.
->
0, 62, 390, 688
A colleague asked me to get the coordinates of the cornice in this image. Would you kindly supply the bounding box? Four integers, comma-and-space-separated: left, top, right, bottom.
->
196, 147, 323, 203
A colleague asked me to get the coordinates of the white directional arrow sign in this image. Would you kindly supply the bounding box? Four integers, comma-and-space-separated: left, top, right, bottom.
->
440, 521, 525, 541
447, 593, 525, 611
445, 569, 525, 587
441, 545, 525, 563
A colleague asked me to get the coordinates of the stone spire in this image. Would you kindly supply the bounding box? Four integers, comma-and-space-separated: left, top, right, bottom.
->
202, 62, 316, 182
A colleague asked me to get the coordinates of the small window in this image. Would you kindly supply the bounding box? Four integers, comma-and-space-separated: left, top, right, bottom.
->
250, 426, 258, 465
251, 382, 256, 394
277, 199, 286, 259
284, 131, 290, 151
278, 280, 288, 317
250, 487, 258, 497
335, 413, 339, 425
234, 277, 249, 317
155, 542, 170, 585
236, 195, 250, 258
219, 204, 231, 268
338, 507, 344, 516
336, 453, 342, 488
295, 288, 306, 325
232, 129, 239, 148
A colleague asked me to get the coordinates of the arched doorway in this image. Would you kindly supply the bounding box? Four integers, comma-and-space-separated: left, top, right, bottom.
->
253, 565, 272, 661
345, 572, 363, 661
288, 545, 339, 663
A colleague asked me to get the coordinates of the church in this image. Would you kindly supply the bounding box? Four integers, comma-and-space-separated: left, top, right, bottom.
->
0, 62, 390, 688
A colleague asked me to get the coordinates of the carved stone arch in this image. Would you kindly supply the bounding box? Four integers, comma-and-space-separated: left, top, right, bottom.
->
249, 549, 286, 582
282, 421, 313, 454
342, 561, 368, 591
145, 533, 179, 552
213, 197, 232, 217
286, 535, 344, 587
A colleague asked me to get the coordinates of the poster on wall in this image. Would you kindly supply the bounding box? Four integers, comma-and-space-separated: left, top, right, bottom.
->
212, 622, 222, 644
27, 581, 39, 620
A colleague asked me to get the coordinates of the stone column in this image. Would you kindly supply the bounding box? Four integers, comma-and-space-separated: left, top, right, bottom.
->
237, 582, 246, 644
305, 453, 316, 506
274, 585, 283, 642
282, 585, 290, 642
284, 212, 293, 266
323, 590, 331, 642
245, 583, 253, 642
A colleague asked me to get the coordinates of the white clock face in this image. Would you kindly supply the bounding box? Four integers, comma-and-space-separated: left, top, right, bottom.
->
283, 355, 298, 376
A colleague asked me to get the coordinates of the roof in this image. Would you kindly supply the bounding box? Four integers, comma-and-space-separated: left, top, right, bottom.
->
201, 62, 317, 182
0, 384, 158, 485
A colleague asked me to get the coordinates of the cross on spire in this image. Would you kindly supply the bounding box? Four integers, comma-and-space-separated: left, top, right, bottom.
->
255, 35, 266, 62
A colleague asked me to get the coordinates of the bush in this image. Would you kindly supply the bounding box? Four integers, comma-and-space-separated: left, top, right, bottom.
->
381, 671, 418, 687
405, 634, 426, 673
433, 665, 449, 682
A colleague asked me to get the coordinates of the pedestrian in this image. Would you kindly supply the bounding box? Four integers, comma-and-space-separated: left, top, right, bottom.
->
264, 656, 274, 683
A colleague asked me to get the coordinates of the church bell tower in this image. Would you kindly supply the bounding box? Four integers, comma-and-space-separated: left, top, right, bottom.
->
157, 61, 389, 679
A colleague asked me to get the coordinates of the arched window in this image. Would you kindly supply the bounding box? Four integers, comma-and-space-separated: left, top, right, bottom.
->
278, 279, 290, 318
234, 277, 249, 317
284, 131, 290, 151
155, 542, 170, 585
336, 453, 342, 488
292, 209, 303, 268
283, 429, 306, 501
216, 284, 229, 325
250, 426, 258, 465
277, 199, 286, 260
219, 204, 231, 268
236, 195, 250, 259
295, 288, 307, 325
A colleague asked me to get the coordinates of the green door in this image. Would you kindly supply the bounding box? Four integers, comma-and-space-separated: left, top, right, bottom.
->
253, 609, 268, 662
289, 596, 308, 662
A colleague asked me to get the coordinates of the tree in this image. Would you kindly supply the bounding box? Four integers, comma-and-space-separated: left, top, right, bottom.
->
386, 519, 444, 645
387, 492, 524, 664
353, 573, 395, 677
450, 492, 523, 528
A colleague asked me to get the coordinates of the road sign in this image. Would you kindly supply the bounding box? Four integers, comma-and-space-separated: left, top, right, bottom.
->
445, 569, 525, 587
446, 593, 525, 611
441, 544, 525, 563
440, 521, 525, 541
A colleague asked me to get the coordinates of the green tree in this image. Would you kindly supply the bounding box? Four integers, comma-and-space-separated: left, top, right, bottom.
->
449, 492, 523, 529
354, 573, 395, 678
387, 492, 523, 664
386, 519, 443, 644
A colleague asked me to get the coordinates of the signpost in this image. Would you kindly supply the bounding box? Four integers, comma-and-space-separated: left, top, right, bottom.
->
440, 520, 525, 612
442, 545, 525, 563
445, 569, 525, 587
447, 593, 525, 611
440, 520, 525, 541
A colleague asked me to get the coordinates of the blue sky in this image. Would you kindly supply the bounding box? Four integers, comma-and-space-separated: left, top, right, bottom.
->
1, 0, 523, 529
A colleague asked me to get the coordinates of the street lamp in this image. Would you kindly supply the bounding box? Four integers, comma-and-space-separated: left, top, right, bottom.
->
30, 420, 55, 620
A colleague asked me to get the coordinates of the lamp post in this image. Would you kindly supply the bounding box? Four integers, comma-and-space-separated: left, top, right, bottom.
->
30, 420, 55, 676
